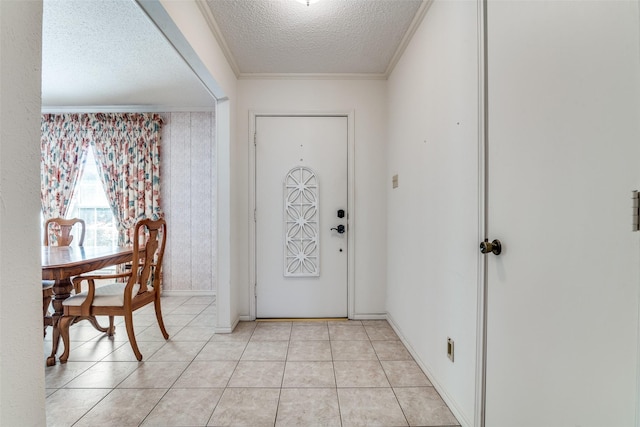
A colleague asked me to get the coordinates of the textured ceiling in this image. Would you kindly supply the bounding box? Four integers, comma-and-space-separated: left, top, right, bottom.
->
204, 0, 425, 76
41, 0, 216, 110
41, 0, 427, 109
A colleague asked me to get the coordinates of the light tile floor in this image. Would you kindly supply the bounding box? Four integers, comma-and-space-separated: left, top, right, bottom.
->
44, 296, 460, 427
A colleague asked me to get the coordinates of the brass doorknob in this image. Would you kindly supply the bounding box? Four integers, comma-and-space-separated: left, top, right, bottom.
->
480, 239, 502, 255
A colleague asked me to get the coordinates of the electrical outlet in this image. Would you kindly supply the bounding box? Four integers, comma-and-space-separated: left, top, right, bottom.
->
447, 337, 454, 362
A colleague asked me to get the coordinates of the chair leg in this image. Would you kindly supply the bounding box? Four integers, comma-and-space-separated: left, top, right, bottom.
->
154, 295, 169, 340
59, 316, 74, 363
42, 293, 53, 338
107, 316, 115, 337
123, 312, 142, 361
83, 315, 108, 333
154, 294, 169, 340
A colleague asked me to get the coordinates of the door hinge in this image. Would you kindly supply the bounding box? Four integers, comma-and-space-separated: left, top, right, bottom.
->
254, 209, 257, 222
632, 191, 639, 231
254, 133, 257, 146
254, 283, 257, 297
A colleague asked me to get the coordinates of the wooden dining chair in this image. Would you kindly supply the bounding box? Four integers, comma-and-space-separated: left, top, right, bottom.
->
59, 218, 169, 363
44, 217, 86, 247
42, 217, 86, 337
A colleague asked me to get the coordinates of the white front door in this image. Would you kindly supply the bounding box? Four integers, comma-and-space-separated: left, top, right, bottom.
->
255, 115, 348, 318
484, 1, 640, 425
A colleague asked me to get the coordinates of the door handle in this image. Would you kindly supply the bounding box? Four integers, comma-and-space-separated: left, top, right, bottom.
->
480, 239, 502, 255
331, 225, 346, 234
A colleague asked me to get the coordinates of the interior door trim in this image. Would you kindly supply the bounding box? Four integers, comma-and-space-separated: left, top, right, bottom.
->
475, 0, 488, 426
248, 110, 355, 320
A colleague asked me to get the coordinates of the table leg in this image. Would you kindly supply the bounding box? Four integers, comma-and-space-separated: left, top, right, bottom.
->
46, 278, 72, 366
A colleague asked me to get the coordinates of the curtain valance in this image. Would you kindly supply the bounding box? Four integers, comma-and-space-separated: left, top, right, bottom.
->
41, 113, 164, 246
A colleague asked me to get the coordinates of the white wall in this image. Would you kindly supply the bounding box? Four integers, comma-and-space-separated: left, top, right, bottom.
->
386, 1, 479, 425
0, 1, 46, 425
161, 111, 216, 294
237, 79, 388, 318
159, 0, 239, 330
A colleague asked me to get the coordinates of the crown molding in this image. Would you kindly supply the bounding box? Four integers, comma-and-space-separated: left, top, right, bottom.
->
195, 0, 430, 80
238, 72, 388, 81
41, 105, 216, 114
384, 0, 433, 77
196, 0, 241, 78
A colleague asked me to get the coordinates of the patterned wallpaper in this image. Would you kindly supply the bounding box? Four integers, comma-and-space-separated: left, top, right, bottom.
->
159, 112, 217, 293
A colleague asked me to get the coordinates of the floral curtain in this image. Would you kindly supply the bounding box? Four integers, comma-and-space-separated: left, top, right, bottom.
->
89, 113, 163, 246
41, 113, 163, 246
41, 114, 90, 219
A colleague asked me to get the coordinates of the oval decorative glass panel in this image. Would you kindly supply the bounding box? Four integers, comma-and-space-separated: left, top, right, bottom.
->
284, 166, 319, 277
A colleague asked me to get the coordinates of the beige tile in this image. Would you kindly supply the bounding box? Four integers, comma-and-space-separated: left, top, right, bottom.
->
185, 296, 216, 305
381, 360, 432, 387
63, 338, 124, 362
141, 387, 223, 426
101, 340, 166, 362
65, 361, 140, 388
227, 361, 285, 387
135, 325, 175, 342
66, 325, 104, 342
73, 388, 166, 427
287, 340, 332, 361
147, 340, 206, 362
167, 304, 207, 315
290, 322, 329, 340
173, 361, 237, 388
162, 313, 197, 327
171, 325, 215, 341
371, 340, 413, 360
276, 388, 341, 426
195, 341, 248, 361
210, 322, 255, 342
208, 388, 280, 427
241, 340, 289, 361
193, 313, 217, 327
45, 361, 95, 388
338, 388, 408, 427
124, 313, 161, 328
363, 323, 399, 340
333, 360, 390, 388
117, 361, 189, 388
282, 361, 336, 388
328, 322, 368, 340
331, 340, 377, 360
235, 321, 258, 333
46, 388, 110, 427
251, 322, 292, 341
394, 387, 460, 426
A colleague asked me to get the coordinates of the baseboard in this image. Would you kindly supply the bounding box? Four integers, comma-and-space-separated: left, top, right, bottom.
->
386, 312, 472, 427
350, 313, 387, 320
215, 315, 240, 334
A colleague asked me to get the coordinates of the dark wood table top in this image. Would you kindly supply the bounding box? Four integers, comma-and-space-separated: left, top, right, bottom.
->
42, 246, 135, 281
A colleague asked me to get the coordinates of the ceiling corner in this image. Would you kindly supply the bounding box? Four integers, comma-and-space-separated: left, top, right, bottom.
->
196, 0, 241, 78
384, 0, 433, 78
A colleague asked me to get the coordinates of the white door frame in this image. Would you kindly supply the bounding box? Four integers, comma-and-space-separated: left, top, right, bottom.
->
475, 0, 488, 426
248, 110, 355, 320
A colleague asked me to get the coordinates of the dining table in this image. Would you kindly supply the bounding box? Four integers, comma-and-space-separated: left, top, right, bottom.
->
42, 245, 138, 366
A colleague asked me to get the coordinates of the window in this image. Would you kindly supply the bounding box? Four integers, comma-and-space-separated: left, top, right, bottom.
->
67, 146, 118, 246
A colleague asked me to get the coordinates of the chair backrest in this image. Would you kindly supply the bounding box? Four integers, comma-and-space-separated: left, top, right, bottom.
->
44, 217, 86, 246
128, 218, 167, 295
